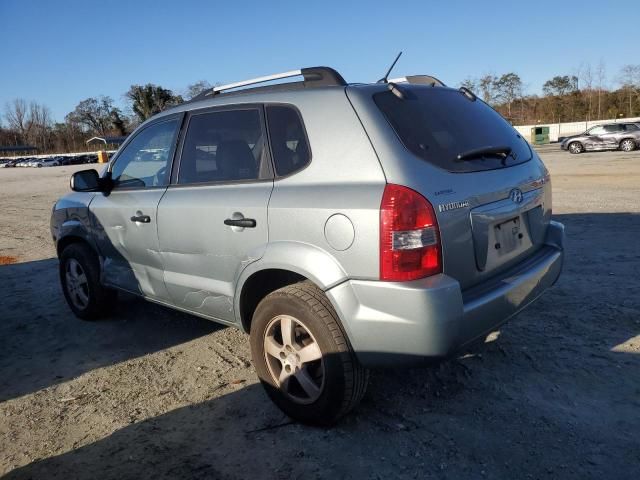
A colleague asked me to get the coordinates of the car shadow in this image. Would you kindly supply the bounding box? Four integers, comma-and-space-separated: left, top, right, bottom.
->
0, 258, 222, 402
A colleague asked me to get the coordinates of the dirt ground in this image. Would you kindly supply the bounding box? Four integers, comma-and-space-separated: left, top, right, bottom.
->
1, 148, 639, 479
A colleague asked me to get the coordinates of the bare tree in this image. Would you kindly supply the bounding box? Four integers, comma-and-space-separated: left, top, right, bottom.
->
185, 80, 212, 100
4, 99, 32, 142
596, 60, 606, 120
459, 77, 478, 93
28, 102, 52, 151
479, 74, 498, 105
578, 62, 594, 121
618, 64, 640, 117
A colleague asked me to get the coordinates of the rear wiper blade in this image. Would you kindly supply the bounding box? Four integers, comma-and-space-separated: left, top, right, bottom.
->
455, 145, 512, 162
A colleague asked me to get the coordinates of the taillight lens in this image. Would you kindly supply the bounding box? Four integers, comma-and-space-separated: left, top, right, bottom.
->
380, 184, 442, 281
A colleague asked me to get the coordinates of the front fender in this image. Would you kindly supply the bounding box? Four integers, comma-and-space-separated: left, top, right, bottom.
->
51, 192, 97, 256
233, 241, 348, 322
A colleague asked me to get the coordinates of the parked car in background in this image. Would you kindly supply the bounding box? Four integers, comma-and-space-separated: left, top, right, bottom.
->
51, 66, 564, 425
560, 123, 640, 154
34, 158, 61, 167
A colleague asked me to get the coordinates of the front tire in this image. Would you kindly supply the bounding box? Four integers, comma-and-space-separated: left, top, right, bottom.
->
568, 141, 584, 154
59, 243, 117, 320
250, 281, 369, 425
620, 139, 636, 152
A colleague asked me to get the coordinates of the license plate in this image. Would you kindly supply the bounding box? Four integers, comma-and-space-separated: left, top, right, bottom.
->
495, 216, 523, 255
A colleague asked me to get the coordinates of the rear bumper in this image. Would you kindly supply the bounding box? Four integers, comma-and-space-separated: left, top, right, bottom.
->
326, 221, 564, 367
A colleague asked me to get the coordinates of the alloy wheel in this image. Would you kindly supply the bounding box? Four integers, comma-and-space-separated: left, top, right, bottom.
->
263, 314, 325, 404
621, 139, 635, 152
65, 258, 90, 310
569, 142, 583, 154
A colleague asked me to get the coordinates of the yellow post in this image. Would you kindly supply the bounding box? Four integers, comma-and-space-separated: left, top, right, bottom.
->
97, 151, 109, 163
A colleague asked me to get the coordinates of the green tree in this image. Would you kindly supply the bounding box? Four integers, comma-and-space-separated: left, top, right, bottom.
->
126, 84, 183, 122
542, 75, 578, 122
494, 73, 522, 119
66, 96, 123, 136
542, 75, 578, 97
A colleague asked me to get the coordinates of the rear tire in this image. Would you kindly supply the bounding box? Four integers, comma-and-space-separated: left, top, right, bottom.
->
620, 139, 636, 152
59, 243, 117, 320
568, 141, 584, 154
250, 281, 369, 426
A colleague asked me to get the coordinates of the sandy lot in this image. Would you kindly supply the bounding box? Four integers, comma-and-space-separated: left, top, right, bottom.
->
1, 149, 639, 479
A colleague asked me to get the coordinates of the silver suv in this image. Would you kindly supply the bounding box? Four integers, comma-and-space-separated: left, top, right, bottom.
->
51, 67, 564, 424
560, 122, 640, 154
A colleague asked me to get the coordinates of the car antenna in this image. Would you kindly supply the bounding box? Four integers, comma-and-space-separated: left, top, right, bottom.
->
377, 51, 403, 83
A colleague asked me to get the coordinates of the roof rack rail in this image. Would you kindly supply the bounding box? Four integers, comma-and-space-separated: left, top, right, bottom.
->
207, 67, 346, 96
388, 75, 447, 87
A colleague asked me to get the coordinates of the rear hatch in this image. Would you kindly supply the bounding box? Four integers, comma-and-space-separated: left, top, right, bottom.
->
348, 84, 552, 290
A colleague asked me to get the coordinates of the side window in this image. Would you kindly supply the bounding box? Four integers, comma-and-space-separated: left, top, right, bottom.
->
623, 124, 638, 131
178, 109, 269, 184
604, 124, 623, 133
588, 126, 606, 135
266, 106, 311, 177
111, 119, 179, 188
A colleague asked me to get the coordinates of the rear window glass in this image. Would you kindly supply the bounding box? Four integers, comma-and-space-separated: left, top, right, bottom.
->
374, 87, 532, 172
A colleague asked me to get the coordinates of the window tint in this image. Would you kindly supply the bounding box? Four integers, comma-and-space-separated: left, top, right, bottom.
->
111, 119, 179, 188
266, 106, 311, 176
623, 123, 639, 131
604, 124, 623, 133
374, 87, 531, 172
588, 126, 606, 135
178, 109, 269, 184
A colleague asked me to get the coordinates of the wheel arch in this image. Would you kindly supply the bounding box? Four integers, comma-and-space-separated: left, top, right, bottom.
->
234, 242, 348, 332
56, 232, 97, 258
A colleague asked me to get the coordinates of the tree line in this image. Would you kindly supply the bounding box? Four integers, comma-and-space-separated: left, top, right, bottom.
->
0, 80, 211, 154
2, 63, 640, 154
461, 62, 640, 125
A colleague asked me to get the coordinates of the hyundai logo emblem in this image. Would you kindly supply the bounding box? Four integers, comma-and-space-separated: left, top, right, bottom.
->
509, 188, 524, 204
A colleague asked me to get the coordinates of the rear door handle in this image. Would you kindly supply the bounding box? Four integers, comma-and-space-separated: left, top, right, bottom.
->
130, 214, 151, 223
224, 218, 256, 228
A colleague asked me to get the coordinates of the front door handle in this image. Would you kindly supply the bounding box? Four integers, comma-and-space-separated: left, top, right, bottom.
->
224, 218, 256, 228
130, 214, 151, 223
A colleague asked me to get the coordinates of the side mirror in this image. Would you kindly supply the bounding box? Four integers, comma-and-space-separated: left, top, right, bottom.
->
70, 169, 101, 192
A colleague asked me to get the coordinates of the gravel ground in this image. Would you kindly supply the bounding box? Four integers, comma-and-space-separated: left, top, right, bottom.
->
1, 148, 639, 479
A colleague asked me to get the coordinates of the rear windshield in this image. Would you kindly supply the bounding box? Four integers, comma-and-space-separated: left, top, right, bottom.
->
374, 87, 532, 172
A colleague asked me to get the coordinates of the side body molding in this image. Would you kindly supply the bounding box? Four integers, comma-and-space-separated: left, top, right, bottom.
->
233, 240, 348, 325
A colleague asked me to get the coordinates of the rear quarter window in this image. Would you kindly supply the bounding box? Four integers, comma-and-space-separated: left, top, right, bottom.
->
374, 87, 532, 172
266, 105, 311, 177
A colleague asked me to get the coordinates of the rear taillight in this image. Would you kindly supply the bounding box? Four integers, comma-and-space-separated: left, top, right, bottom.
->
380, 184, 442, 281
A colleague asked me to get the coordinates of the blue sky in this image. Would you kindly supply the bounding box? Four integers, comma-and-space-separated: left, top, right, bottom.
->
1, 0, 638, 122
